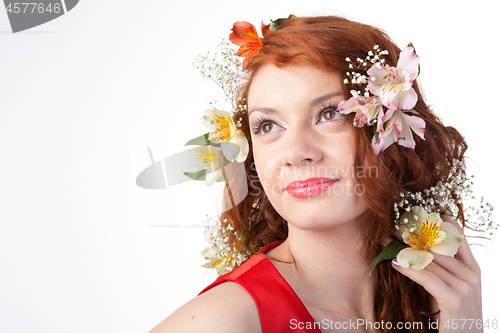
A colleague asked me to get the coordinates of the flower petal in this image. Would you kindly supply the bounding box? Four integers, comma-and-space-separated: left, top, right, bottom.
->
338, 95, 360, 114
362, 103, 383, 124
430, 222, 463, 256
396, 113, 426, 149
396, 112, 417, 149
216, 264, 230, 276
397, 46, 420, 80
261, 21, 271, 38
190, 146, 223, 170
390, 88, 418, 111
235, 41, 262, 58
241, 56, 250, 71
202, 258, 222, 269
206, 168, 222, 186
379, 84, 401, 109
221, 141, 240, 162
201, 109, 215, 130
230, 131, 249, 163
376, 108, 393, 133
366, 65, 386, 96
402, 206, 430, 227
201, 246, 220, 260
419, 212, 446, 247
403, 112, 426, 140
371, 132, 395, 154
207, 109, 236, 142
229, 21, 260, 46
396, 247, 434, 270
400, 207, 431, 250
229, 21, 263, 70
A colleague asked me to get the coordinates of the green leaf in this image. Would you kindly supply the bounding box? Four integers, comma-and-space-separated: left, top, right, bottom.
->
369, 240, 407, 276
373, 123, 380, 143
183, 169, 207, 181
404, 109, 419, 115
184, 133, 210, 147
270, 14, 296, 32
208, 141, 221, 148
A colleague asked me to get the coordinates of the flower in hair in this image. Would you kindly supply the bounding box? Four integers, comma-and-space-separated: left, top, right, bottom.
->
367, 46, 420, 111
372, 107, 426, 154
202, 108, 249, 163
200, 216, 252, 275
335, 90, 383, 128
200, 245, 230, 275
395, 206, 463, 270
184, 40, 249, 185
230, 15, 295, 70
229, 21, 271, 70
339, 44, 426, 154
189, 146, 227, 186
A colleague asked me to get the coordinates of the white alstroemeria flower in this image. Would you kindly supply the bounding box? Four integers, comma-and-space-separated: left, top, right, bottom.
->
189, 146, 225, 186
396, 206, 463, 270
202, 108, 249, 163
200, 246, 230, 276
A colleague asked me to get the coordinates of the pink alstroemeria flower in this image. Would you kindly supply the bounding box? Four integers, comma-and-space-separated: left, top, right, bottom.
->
372, 109, 426, 154
338, 90, 384, 128
367, 46, 420, 111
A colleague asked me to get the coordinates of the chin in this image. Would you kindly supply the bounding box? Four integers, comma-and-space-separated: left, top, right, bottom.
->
274, 195, 369, 232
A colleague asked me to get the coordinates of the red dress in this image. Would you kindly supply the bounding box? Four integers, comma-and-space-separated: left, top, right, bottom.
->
198, 241, 322, 332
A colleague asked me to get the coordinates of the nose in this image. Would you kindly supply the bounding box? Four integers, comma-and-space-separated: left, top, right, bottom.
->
281, 127, 323, 167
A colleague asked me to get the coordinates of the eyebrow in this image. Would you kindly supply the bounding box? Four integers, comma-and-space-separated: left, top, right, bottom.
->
248, 92, 344, 116
310, 92, 344, 107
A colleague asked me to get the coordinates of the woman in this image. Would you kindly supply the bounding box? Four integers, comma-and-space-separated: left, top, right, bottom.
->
150, 15, 483, 332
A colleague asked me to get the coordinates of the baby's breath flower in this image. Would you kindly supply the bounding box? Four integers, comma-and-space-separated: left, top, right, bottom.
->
193, 39, 242, 111
393, 158, 496, 234
343, 45, 389, 90
201, 215, 251, 275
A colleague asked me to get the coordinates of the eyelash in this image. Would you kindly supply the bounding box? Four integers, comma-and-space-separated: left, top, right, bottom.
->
252, 115, 275, 135
251, 103, 341, 135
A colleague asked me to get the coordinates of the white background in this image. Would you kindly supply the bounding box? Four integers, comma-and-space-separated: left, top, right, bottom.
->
1, 1, 499, 332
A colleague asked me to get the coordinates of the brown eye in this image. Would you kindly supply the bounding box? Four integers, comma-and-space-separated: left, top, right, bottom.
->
252, 116, 281, 135
262, 123, 274, 133
317, 106, 344, 123
323, 110, 334, 120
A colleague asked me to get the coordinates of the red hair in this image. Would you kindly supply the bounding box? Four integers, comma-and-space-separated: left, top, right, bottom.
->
220, 15, 467, 332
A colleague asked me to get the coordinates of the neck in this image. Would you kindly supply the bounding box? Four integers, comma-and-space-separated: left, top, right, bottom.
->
269, 214, 376, 319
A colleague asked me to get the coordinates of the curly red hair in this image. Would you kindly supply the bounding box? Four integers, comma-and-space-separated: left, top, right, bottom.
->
219, 15, 467, 332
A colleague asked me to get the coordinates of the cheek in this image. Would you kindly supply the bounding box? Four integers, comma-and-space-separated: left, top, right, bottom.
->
254, 158, 273, 186
252, 145, 281, 193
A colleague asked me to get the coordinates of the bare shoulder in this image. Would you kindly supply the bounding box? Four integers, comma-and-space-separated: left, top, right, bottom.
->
148, 281, 261, 333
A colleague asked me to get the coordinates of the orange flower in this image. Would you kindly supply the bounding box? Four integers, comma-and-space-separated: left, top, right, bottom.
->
229, 21, 271, 69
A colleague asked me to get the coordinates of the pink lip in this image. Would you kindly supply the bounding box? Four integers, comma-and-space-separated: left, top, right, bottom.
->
286, 177, 337, 198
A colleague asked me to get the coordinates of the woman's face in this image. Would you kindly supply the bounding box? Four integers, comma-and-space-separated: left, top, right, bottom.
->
247, 64, 369, 231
